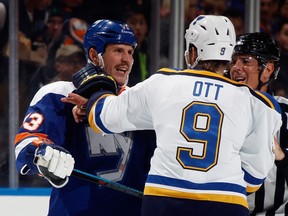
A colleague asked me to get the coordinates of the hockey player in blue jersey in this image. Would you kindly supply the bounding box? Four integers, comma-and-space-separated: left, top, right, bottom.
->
63, 15, 282, 216
229, 32, 288, 216
14, 19, 156, 216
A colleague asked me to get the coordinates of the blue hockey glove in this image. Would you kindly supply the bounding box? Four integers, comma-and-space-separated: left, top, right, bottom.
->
34, 143, 75, 188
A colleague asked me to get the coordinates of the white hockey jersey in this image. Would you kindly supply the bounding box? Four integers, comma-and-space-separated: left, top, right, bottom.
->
86, 68, 282, 209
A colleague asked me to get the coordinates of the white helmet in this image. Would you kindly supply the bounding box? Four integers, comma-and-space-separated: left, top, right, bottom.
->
184, 15, 236, 68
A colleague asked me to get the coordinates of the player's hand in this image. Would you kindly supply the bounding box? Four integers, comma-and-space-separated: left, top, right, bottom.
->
34, 143, 75, 188
61, 93, 88, 123
273, 137, 285, 161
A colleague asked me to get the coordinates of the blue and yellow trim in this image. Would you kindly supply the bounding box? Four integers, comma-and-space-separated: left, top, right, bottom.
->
88, 94, 114, 134
145, 174, 248, 208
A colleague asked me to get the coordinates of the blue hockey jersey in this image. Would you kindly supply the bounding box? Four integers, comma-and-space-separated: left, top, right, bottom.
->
14, 81, 156, 216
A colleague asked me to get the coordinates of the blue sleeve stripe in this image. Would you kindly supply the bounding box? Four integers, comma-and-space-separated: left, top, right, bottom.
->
94, 97, 113, 134
86, 91, 112, 134
242, 168, 265, 185
146, 175, 246, 195
87, 93, 114, 134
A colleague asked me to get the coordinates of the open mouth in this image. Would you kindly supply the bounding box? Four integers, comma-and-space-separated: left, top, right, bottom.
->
234, 76, 246, 83
116, 67, 128, 74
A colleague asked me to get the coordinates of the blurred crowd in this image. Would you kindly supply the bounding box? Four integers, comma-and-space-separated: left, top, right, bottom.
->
1, 0, 288, 186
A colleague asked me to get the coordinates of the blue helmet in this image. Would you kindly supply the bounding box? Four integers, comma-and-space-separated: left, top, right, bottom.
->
83, 19, 137, 56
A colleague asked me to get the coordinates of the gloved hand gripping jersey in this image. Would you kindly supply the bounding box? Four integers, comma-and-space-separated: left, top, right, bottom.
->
72, 63, 118, 98
33, 142, 75, 188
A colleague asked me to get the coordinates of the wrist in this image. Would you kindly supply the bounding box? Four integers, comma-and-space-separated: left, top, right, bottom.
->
275, 149, 285, 161
275, 148, 288, 168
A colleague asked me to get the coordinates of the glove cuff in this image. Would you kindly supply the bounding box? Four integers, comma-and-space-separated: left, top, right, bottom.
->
38, 165, 69, 188
34, 144, 74, 188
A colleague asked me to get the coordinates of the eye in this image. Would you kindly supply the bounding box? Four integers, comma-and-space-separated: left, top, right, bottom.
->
115, 48, 123, 53
128, 50, 134, 55
242, 57, 255, 65
242, 58, 250, 64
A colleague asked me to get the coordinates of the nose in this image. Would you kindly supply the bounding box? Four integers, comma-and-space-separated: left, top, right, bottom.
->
232, 59, 244, 70
229, 59, 244, 77
53, 23, 62, 31
122, 51, 132, 63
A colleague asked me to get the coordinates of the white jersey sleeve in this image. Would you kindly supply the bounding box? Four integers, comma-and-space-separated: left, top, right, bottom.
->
241, 91, 281, 193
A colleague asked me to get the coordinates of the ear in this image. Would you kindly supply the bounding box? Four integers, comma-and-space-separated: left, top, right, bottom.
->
190, 47, 197, 65
261, 62, 275, 83
88, 48, 99, 65
185, 47, 197, 68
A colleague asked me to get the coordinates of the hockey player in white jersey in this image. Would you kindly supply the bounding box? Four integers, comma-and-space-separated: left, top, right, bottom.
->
230, 32, 288, 216
64, 15, 282, 216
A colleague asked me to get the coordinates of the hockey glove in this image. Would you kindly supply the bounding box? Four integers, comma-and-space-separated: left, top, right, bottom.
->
73, 63, 118, 98
72, 63, 105, 88
34, 143, 75, 188
75, 73, 118, 98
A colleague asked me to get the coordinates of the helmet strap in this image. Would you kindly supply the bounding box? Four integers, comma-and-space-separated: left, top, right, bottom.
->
97, 53, 105, 69
190, 57, 200, 69
184, 50, 191, 68
185, 49, 200, 69
87, 54, 105, 70
256, 63, 272, 90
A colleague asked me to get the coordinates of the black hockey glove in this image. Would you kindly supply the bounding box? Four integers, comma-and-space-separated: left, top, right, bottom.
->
73, 64, 118, 98
72, 63, 105, 88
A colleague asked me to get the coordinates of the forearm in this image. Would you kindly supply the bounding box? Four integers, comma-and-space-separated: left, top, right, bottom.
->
15, 135, 54, 175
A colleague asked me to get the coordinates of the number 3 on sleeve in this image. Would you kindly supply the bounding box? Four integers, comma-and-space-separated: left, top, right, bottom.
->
23, 113, 44, 131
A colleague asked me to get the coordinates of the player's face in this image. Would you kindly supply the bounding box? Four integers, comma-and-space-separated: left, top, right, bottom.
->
229, 54, 260, 89
102, 44, 134, 86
